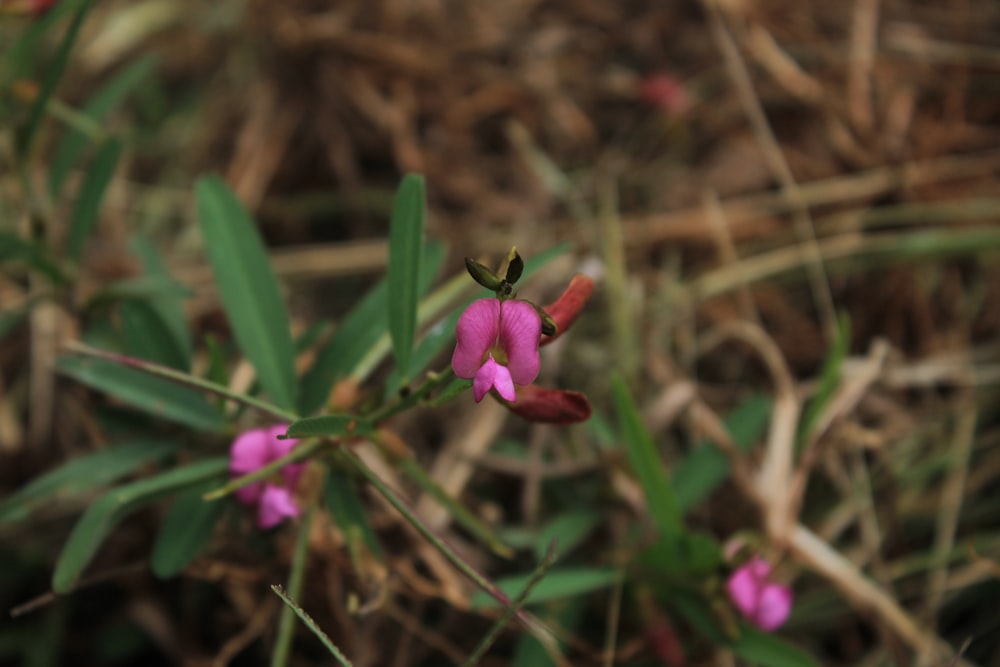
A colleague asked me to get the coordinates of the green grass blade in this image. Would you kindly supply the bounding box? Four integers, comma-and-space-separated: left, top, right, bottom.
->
797, 311, 851, 449
271, 584, 354, 667
270, 506, 315, 667
17, 0, 92, 158
52, 458, 228, 592
1, 0, 79, 85
298, 240, 446, 414
195, 175, 297, 411
151, 481, 227, 579
66, 137, 123, 261
49, 55, 157, 197
611, 374, 682, 539
386, 173, 425, 383
0, 440, 177, 524
57, 356, 226, 432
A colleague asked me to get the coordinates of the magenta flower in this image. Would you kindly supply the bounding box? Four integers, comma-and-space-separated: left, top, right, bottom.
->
726, 557, 793, 631
451, 298, 542, 402
229, 425, 305, 529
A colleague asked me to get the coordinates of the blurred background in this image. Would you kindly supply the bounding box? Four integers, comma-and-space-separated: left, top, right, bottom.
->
3, 0, 1000, 665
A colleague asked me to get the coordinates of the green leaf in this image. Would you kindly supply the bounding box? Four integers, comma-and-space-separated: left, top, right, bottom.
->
672, 394, 771, 513
49, 55, 157, 197
129, 235, 193, 368
611, 374, 682, 538
58, 356, 226, 432
471, 567, 619, 609
52, 458, 228, 592
151, 482, 227, 578
17, 0, 93, 158
731, 626, 819, 667
0, 440, 177, 524
298, 240, 446, 414
66, 137, 124, 261
1, 0, 80, 86
386, 173, 425, 382
0, 231, 66, 283
271, 584, 354, 667
285, 414, 374, 439
195, 175, 297, 411
534, 511, 602, 560
119, 300, 189, 371
324, 470, 381, 561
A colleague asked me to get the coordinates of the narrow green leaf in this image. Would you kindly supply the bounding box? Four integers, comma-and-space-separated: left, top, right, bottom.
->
49, 55, 157, 197
1, 0, 80, 85
271, 506, 314, 667
534, 511, 602, 560
17, 0, 92, 158
119, 300, 189, 371
128, 235, 193, 368
672, 394, 771, 513
285, 414, 374, 439
470, 567, 619, 609
611, 375, 682, 538
0, 440, 177, 524
195, 175, 297, 410
386, 173, 425, 382
151, 482, 227, 578
58, 356, 226, 432
324, 470, 382, 561
298, 240, 446, 414
731, 626, 819, 667
52, 458, 228, 592
0, 231, 66, 283
66, 136, 123, 261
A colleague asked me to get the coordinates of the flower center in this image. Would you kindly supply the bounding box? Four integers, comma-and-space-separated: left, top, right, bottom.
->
486, 345, 508, 366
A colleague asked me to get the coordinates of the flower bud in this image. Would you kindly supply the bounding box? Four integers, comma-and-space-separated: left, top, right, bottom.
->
502, 385, 591, 424
541, 274, 594, 346
504, 248, 524, 285
464, 257, 503, 291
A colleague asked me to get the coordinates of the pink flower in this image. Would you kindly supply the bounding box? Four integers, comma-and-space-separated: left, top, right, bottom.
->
229, 425, 305, 529
725, 557, 793, 631
451, 298, 542, 403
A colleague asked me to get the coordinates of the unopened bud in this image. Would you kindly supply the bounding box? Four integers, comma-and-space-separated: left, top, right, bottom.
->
464, 257, 503, 291
504, 248, 524, 285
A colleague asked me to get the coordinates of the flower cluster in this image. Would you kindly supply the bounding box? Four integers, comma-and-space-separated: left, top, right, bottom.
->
229, 425, 304, 529
451, 251, 593, 424
725, 557, 793, 631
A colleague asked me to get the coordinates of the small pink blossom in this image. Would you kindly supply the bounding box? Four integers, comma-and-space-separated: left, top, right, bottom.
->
725, 557, 793, 631
229, 425, 305, 529
451, 298, 541, 402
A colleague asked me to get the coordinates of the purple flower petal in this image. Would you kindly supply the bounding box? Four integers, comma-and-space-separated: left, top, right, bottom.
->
473, 355, 498, 402
452, 299, 500, 379
726, 561, 762, 618
498, 300, 541, 385
257, 484, 300, 529
491, 363, 516, 402
754, 583, 793, 631
229, 427, 271, 475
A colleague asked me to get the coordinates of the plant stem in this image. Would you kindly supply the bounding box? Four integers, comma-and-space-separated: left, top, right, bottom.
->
270, 504, 315, 667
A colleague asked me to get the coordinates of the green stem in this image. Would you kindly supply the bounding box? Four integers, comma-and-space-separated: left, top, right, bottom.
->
462, 541, 559, 666
365, 366, 455, 424
203, 438, 324, 501
63, 340, 296, 422
270, 504, 315, 667
271, 585, 354, 667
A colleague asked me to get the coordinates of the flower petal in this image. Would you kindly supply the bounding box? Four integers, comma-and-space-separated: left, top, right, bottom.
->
540, 274, 594, 347
452, 299, 500, 379
726, 560, 764, 618
503, 385, 591, 423
498, 300, 541, 385
491, 363, 516, 402
754, 583, 793, 631
473, 356, 498, 402
234, 482, 264, 505
257, 484, 300, 529
229, 427, 270, 475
